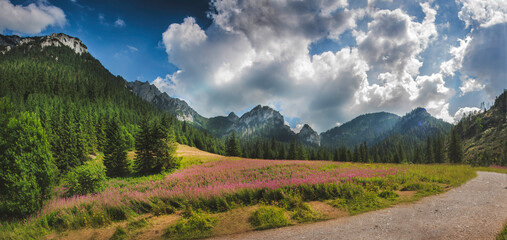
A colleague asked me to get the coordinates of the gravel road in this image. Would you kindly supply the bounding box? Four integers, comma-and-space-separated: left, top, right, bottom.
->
213, 171, 507, 240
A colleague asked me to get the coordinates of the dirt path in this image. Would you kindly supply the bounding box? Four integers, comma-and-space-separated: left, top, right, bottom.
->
213, 171, 507, 240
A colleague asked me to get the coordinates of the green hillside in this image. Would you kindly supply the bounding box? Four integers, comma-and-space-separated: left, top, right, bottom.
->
455, 90, 506, 166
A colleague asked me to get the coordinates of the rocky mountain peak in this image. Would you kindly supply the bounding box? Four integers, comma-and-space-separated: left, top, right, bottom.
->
227, 112, 239, 121
297, 124, 320, 146
0, 33, 88, 55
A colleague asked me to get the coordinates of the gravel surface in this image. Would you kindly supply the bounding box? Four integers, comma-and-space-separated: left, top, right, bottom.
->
213, 171, 507, 240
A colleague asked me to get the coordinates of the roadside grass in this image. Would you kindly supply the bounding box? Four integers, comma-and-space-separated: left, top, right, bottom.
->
165, 208, 217, 240
474, 166, 507, 174
249, 206, 291, 230
0, 146, 479, 240
498, 223, 507, 240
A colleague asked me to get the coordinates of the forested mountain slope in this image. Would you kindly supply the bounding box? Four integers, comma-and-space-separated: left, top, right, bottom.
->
455, 90, 506, 166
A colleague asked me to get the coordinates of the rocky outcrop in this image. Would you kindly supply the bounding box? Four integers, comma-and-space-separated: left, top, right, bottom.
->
0, 33, 87, 55
127, 80, 207, 127
297, 124, 320, 146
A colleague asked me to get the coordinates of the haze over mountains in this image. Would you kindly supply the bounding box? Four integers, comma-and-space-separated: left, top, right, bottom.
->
128, 79, 453, 147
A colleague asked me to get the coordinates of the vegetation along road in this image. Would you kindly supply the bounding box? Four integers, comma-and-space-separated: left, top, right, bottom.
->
215, 171, 507, 240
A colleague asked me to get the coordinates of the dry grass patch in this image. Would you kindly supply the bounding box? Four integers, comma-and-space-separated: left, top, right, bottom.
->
307, 201, 348, 219
212, 206, 259, 236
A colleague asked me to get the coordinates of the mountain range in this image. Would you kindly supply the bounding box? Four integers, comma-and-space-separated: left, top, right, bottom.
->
1, 33, 453, 149
128, 77, 453, 148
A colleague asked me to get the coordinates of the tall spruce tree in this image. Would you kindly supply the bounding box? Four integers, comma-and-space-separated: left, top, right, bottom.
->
288, 138, 297, 160
448, 128, 464, 163
425, 136, 434, 163
226, 131, 242, 157
152, 117, 179, 173
135, 119, 154, 175
103, 118, 129, 178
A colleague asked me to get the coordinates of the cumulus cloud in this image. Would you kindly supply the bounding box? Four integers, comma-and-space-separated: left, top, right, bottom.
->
0, 0, 66, 34
453, 106, 482, 123
459, 76, 485, 95
440, 36, 472, 76
155, 0, 485, 131
456, 0, 507, 28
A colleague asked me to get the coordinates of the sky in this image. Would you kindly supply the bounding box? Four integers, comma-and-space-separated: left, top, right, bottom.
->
1, 0, 506, 132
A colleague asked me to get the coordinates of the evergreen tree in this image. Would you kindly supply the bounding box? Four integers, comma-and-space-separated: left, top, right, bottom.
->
425, 137, 434, 163
398, 144, 407, 163
152, 118, 179, 173
433, 135, 445, 163
278, 144, 287, 159
103, 118, 129, 177
448, 128, 464, 163
288, 138, 297, 160
414, 146, 423, 163
135, 118, 154, 175
353, 145, 359, 162
226, 131, 242, 156
333, 149, 339, 161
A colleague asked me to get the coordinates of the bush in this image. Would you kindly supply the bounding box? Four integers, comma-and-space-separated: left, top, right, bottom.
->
64, 162, 106, 196
0, 103, 57, 217
378, 190, 399, 200
250, 206, 291, 230
165, 210, 217, 240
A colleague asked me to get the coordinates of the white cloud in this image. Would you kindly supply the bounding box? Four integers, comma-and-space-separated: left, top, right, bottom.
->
453, 107, 481, 123
456, 0, 507, 28
459, 76, 485, 95
440, 36, 472, 76
162, 17, 206, 53
0, 0, 66, 34
292, 124, 305, 134
127, 45, 138, 52
114, 18, 126, 27
155, 0, 475, 132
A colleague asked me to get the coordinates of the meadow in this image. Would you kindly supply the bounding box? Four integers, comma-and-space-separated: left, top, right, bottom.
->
0, 145, 485, 239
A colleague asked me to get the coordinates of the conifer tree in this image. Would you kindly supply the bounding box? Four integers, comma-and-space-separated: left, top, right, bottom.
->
152, 118, 179, 173
434, 135, 445, 163
288, 138, 297, 160
226, 131, 242, 157
448, 128, 464, 163
278, 144, 287, 159
135, 118, 154, 175
103, 118, 129, 177
425, 137, 434, 163
333, 149, 339, 161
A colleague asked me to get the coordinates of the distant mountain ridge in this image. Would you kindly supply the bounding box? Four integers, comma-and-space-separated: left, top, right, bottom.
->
127, 81, 320, 145
321, 112, 400, 148
0, 33, 452, 149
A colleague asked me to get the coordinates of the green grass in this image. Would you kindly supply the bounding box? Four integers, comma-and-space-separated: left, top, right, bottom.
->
474, 166, 507, 174
249, 206, 291, 230
165, 209, 217, 240
498, 223, 507, 240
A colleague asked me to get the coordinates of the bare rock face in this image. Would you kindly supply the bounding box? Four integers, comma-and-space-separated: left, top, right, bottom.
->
126, 80, 207, 127
297, 124, 320, 146
0, 33, 87, 55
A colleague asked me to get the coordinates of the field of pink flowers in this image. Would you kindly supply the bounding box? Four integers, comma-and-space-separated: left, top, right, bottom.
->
42, 159, 403, 214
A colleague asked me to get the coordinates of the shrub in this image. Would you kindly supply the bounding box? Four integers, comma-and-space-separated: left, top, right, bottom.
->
0, 102, 57, 217
250, 206, 291, 230
378, 190, 399, 200
165, 210, 217, 240
64, 162, 106, 196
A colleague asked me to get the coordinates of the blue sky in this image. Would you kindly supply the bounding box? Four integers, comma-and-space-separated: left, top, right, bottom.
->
1, 0, 506, 132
